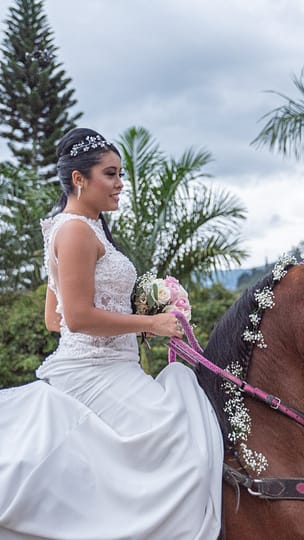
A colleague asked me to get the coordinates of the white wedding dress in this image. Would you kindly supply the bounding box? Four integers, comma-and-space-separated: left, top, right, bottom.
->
0, 213, 223, 540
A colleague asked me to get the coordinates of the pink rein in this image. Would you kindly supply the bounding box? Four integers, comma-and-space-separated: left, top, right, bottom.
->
168, 311, 304, 428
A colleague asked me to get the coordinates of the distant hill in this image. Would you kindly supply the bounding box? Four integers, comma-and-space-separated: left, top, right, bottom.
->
204, 264, 274, 291
214, 268, 246, 290
200, 248, 303, 291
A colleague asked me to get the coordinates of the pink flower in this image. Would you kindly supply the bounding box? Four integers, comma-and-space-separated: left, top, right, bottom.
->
165, 297, 191, 321
177, 284, 189, 299
164, 275, 181, 303
175, 296, 191, 315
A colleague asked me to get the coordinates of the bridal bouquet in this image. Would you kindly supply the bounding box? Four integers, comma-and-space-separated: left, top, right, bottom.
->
133, 273, 191, 321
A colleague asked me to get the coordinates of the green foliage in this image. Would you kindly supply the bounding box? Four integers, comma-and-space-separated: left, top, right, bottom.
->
190, 282, 238, 338
146, 282, 238, 377
252, 69, 304, 160
0, 162, 59, 290
0, 281, 237, 387
111, 126, 248, 285
0, 285, 58, 388
0, 0, 82, 176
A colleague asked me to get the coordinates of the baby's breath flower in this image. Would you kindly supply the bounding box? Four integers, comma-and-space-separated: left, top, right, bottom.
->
272, 253, 297, 281
248, 312, 261, 327
239, 443, 268, 475
242, 328, 267, 349
224, 254, 297, 475
254, 287, 275, 310
223, 361, 268, 475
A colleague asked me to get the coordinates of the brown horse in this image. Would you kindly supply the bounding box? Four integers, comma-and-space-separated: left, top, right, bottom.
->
196, 261, 304, 540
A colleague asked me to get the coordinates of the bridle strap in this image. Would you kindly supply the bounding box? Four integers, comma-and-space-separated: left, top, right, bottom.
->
168, 312, 304, 503
223, 464, 304, 500
168, 311, 304, 428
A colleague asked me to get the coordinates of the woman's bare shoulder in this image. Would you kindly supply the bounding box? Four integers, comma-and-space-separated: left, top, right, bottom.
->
55, 217, 97, 242
54, 217, 99, 259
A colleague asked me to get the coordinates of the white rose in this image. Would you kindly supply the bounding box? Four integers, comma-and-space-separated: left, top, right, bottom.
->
151, 279, 171, 306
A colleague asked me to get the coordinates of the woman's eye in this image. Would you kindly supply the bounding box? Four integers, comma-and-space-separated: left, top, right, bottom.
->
105, 170, 125, 178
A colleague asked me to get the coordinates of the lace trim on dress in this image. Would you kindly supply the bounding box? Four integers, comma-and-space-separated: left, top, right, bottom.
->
41, 217, 57, 294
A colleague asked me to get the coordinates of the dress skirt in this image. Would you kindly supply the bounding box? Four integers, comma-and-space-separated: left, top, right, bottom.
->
0, 360, 223, 540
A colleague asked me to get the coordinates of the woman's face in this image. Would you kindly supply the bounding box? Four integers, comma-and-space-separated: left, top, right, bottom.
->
82, 151, 124, 212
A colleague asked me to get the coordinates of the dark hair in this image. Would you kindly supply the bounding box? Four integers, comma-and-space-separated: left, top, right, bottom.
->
53, 127, 121, 247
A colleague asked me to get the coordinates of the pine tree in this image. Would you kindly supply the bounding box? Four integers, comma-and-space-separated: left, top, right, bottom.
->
0, 0, 82, 177
0, 162, 59, 291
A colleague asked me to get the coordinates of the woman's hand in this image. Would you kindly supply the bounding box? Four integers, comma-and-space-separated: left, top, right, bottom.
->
149, 313, 184, 339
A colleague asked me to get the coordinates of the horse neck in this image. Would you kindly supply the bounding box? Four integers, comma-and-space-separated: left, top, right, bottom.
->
245, 277, 304, 474
249, 273, 304, 405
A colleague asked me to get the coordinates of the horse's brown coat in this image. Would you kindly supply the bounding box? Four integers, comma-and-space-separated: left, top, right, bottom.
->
222, 265, 304, 540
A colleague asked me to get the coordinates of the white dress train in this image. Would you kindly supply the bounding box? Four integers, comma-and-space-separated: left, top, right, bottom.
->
0, 213, 223, 540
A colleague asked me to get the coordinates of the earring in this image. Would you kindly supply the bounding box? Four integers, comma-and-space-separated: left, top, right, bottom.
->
77, 185, 82, 200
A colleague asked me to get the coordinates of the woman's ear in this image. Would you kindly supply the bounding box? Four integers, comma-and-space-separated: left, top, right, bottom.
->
71, 170, 85, 190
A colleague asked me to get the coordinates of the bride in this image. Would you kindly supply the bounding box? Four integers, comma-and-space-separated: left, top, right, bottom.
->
0, 127, 223, 540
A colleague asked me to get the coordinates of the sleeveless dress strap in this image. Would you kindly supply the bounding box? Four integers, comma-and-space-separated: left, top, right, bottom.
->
40, 213, 107, 294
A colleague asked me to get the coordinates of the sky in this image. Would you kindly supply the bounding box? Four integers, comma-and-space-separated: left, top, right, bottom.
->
1, 0, 304, 269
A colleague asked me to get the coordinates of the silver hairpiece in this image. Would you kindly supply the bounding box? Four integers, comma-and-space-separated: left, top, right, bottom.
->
70, 135, 112, 157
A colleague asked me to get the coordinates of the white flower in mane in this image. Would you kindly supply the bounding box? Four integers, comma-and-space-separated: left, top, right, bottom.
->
272, 253, 297, 281
224, 254, 297, 475
242, 253, 297, 350
242, 328, 267, 349
254, 287, 275, 310
239, 443, 268, 476
223, 362, 268, 474
248, 312, 261, 326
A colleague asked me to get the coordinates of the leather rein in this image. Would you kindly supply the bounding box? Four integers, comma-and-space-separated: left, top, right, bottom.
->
168, 311, 304, 501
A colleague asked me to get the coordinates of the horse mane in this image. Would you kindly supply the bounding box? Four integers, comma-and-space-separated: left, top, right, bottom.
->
195, 265, 294, 450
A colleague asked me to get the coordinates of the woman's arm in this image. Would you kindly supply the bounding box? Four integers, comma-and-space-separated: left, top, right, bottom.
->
45, 285, 61, 332
54, 220, 181, 339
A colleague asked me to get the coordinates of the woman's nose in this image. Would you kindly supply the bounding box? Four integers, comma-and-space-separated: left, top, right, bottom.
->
116, 175, 124, 188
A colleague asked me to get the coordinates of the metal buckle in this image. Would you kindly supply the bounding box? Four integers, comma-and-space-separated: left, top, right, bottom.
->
239, 381, 247, 393
270, 396, 281, 410
248, 480, 263, 497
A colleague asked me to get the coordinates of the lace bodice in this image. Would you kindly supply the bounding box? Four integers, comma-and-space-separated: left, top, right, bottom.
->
36, 213, 139, 378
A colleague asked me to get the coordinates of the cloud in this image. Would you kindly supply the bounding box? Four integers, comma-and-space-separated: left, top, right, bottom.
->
269, 214, 284, 227
1, 0, 303, 175
212, 167, 304, 266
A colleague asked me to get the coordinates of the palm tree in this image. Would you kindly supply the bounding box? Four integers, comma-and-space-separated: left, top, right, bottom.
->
252, 69, 304, 159
111, 126, 248, 287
